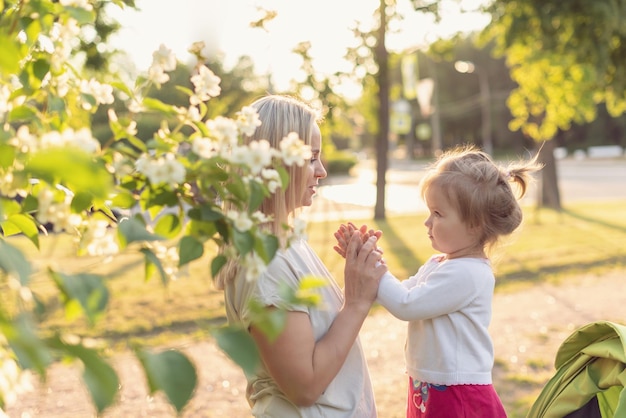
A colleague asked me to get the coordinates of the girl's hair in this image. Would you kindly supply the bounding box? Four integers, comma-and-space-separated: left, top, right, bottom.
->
420, 144, 543, 253
214, 94, 321, 289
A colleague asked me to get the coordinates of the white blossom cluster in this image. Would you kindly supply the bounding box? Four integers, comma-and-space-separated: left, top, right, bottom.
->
135, 153, 186, 188
148, 44, 177, 85
8, 126, 101, 155
81, 219, 119, 257
149, 242, 182, 280
190, 65, 222, 105
79, 78, 115, 110
0, 344, 33, 409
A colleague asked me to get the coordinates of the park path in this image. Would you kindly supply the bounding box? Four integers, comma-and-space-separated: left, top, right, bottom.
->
5, 269, 625, 418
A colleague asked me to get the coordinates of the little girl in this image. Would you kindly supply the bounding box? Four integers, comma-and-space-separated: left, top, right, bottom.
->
336, 145, 542, 417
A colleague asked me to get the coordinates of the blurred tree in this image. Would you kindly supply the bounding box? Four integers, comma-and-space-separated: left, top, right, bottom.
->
480, 0, 626, 209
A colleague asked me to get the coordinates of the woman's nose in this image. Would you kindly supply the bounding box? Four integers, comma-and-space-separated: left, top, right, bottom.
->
316, 161, 327, 179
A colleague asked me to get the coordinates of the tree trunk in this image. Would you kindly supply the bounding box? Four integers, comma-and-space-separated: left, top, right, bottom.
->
374, 0, 389, 220
536, 139, 562, 210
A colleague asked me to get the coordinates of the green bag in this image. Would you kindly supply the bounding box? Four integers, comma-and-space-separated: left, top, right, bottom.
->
526, 321, 626, 418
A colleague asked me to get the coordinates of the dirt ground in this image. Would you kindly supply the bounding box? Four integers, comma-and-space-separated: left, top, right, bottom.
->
5, 269, 626, 418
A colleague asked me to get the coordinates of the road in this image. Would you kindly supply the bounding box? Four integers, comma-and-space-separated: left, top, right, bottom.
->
304, 156, 626, 222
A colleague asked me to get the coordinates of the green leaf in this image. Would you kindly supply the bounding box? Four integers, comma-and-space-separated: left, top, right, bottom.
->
0, 197, 21, 218
135, 349, 197, 413
254, 233, 279, 265
292, 275, 326, 307
46, 335, 119, 413
8, 104, 38, 122
48, 95, 66, 115
50, 270, 109, 325
140, 248, 168, 285
187, 205, 223, 222
233, 229, 254, 256
225, 180, 248, 203
247, 299, 287, 342
117, 217, 164, 249
185, 219, 218, 241
32, 59, 50, 83
65, 6, 96, 24
110, 81, 133, 97
210, 325, 260, 378
0, 144, 16, 169
0, 240, 32, 286
0, 34, 22, 74
178, 235, 203, 266
1, 314, 52, 376
143, 98, 177, 115
277, 166, 290, 190
248, 180, 268, 212
25, 148, 113, 200
153, 214, 181, 239
70, 191, 93, 213
2, 214, 40, 248
210, 254, 227, 278
110, 189, 137, 210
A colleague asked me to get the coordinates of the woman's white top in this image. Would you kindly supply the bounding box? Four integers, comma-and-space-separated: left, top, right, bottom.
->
377, 255, 495, 385
224, 238, 377, 418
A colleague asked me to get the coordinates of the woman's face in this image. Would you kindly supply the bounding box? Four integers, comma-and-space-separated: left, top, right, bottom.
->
300, 124, 327, 208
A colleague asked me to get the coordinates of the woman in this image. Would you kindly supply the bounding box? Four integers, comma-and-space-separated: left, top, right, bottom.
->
215, 94, 386, 417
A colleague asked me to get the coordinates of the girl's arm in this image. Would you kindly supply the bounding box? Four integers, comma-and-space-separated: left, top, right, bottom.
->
377, 263, 488, 321
250, 233, 387, 406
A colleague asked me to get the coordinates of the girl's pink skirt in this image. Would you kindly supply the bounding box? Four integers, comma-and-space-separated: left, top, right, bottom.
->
407, 377, 507, 418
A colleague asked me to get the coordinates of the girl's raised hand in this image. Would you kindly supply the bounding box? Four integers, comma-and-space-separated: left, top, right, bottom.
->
333, 222, 383, 259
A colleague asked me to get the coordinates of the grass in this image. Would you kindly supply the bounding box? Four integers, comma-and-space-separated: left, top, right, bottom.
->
4, 199, 626, 416
6, 199, 626, 351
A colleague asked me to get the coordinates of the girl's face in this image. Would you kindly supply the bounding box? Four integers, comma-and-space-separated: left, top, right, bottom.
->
423, 185, 484, 259
299, 124, 327, 208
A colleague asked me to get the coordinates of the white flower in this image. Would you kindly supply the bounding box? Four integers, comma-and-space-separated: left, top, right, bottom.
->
83, 219, 119, 257
54, 71, 71, 97
110, 152, 134, 177
175, 105, 201, 124
227, 210, 254, 232
80, 78, 114, 109
0, 350, 33, 408
261, 168, 282, 193
279, 132, 312, 166
128, 97, 144, 113
206, 116, 239, 147
147, 64, 170, 85
243, 252, 267, 282
151, 242, 180, 280
0, 84, 12, 119
151, 44, 177, 72
291, 217, 308, 241
236, 105, 262, 136
36, 187, 79, 233
190, 65, 221, 105
0, 171, 16, 198
40, 131, 64, 149
247, 140, 275, 174
63, 128, 101, 154
135, 153, 186, 188
251, 211, 271, 224
192, 137, 217, 159
9, 126, 38, 153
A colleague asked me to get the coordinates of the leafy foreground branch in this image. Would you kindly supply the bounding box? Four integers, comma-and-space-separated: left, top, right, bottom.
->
0, 0, 312, 413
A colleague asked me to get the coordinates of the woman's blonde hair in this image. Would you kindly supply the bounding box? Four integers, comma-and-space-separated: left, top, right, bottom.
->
214, 94, 321, 288
420, 144, 543, 253
247, 94, 321, 236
